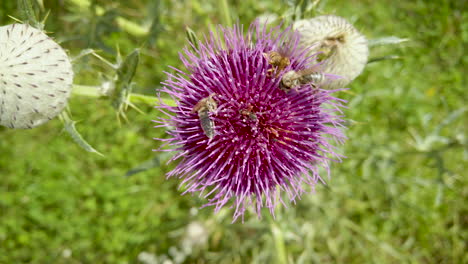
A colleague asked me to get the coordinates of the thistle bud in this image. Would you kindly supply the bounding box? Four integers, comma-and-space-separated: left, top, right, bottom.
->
0, 24, 73, 129
294, 15, 368, 89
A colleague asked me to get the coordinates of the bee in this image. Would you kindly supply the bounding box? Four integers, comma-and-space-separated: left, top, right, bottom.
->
316, 34, 345, 62
280, 67, 327, 92
239, 104, 258, 122
192, 93, 217, 139
293, 15, 369, 89
263, 51, 290, 78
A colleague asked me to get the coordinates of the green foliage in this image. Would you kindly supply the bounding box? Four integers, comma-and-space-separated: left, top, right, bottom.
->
61, 111, 104, 156
0, 0, 467, 263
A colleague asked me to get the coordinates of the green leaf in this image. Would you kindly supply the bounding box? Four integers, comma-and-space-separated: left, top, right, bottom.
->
116, 49, 139, 90
368, 36, 410, 47
60, 112, 103, 156
17, 0, 41, 29
112, 49, 140, 121
367, 55, 402, 64
71, 48, 96, 62
185, 26, 200, 51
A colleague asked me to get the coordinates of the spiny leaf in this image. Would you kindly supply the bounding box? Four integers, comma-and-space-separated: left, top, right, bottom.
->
17, 0, 39, 28
185, 26, 199, 51
72, 48, 96, 62
113, 49, 140, 120
60, 112, 103, 156
148, 0, 162, 46
117, 49, 140, 89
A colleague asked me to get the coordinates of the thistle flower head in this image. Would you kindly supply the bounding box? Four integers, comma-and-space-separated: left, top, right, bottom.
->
155, 22, 346, 221
0, 23, 73, 129
294, 15, 368, 89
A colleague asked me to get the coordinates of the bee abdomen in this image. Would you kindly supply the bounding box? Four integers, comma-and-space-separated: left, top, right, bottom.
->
198, 110, 215, 139
301, 72, 326, 85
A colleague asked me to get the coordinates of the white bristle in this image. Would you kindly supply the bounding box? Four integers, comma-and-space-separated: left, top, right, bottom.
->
294, 15, 369, 89
0, 23, 73, 129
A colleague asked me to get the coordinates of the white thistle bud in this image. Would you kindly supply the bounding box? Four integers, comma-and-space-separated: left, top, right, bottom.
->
0, 23, 73, 129
293, 15, 369, 89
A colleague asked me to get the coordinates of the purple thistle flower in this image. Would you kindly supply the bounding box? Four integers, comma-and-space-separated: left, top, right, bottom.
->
154, 22, 346, 221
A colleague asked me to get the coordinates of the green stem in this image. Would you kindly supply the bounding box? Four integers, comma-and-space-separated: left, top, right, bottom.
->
270, 222, 288, 264
72, 84, 101, 97
130, 93, 176, 106
220, 0, 232, 26
72, 84, 176, 106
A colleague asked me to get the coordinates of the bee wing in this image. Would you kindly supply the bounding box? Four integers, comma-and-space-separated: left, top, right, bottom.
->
198, 110, 215, 139
296, 65, 322, 76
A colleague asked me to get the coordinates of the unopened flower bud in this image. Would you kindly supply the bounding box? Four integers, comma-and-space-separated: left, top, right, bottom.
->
294, 15, 368, 89
0, 23, 73, 129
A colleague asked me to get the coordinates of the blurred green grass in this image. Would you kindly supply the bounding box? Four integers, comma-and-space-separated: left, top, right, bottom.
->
0, 0, 467, 263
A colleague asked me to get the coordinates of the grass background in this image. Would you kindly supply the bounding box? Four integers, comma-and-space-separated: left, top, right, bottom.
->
0, 0, 467, 263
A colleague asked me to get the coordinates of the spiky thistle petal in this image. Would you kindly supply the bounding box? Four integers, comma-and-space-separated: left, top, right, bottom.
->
155, 22, 346, 221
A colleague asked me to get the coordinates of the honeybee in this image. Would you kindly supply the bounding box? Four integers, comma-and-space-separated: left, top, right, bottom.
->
316, 34, 345, 62
263, 51, 290, 78
280, 67, 327, 92
192, 93, 217, 139
293, 15, 369, 89
239, 104, 258, 121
